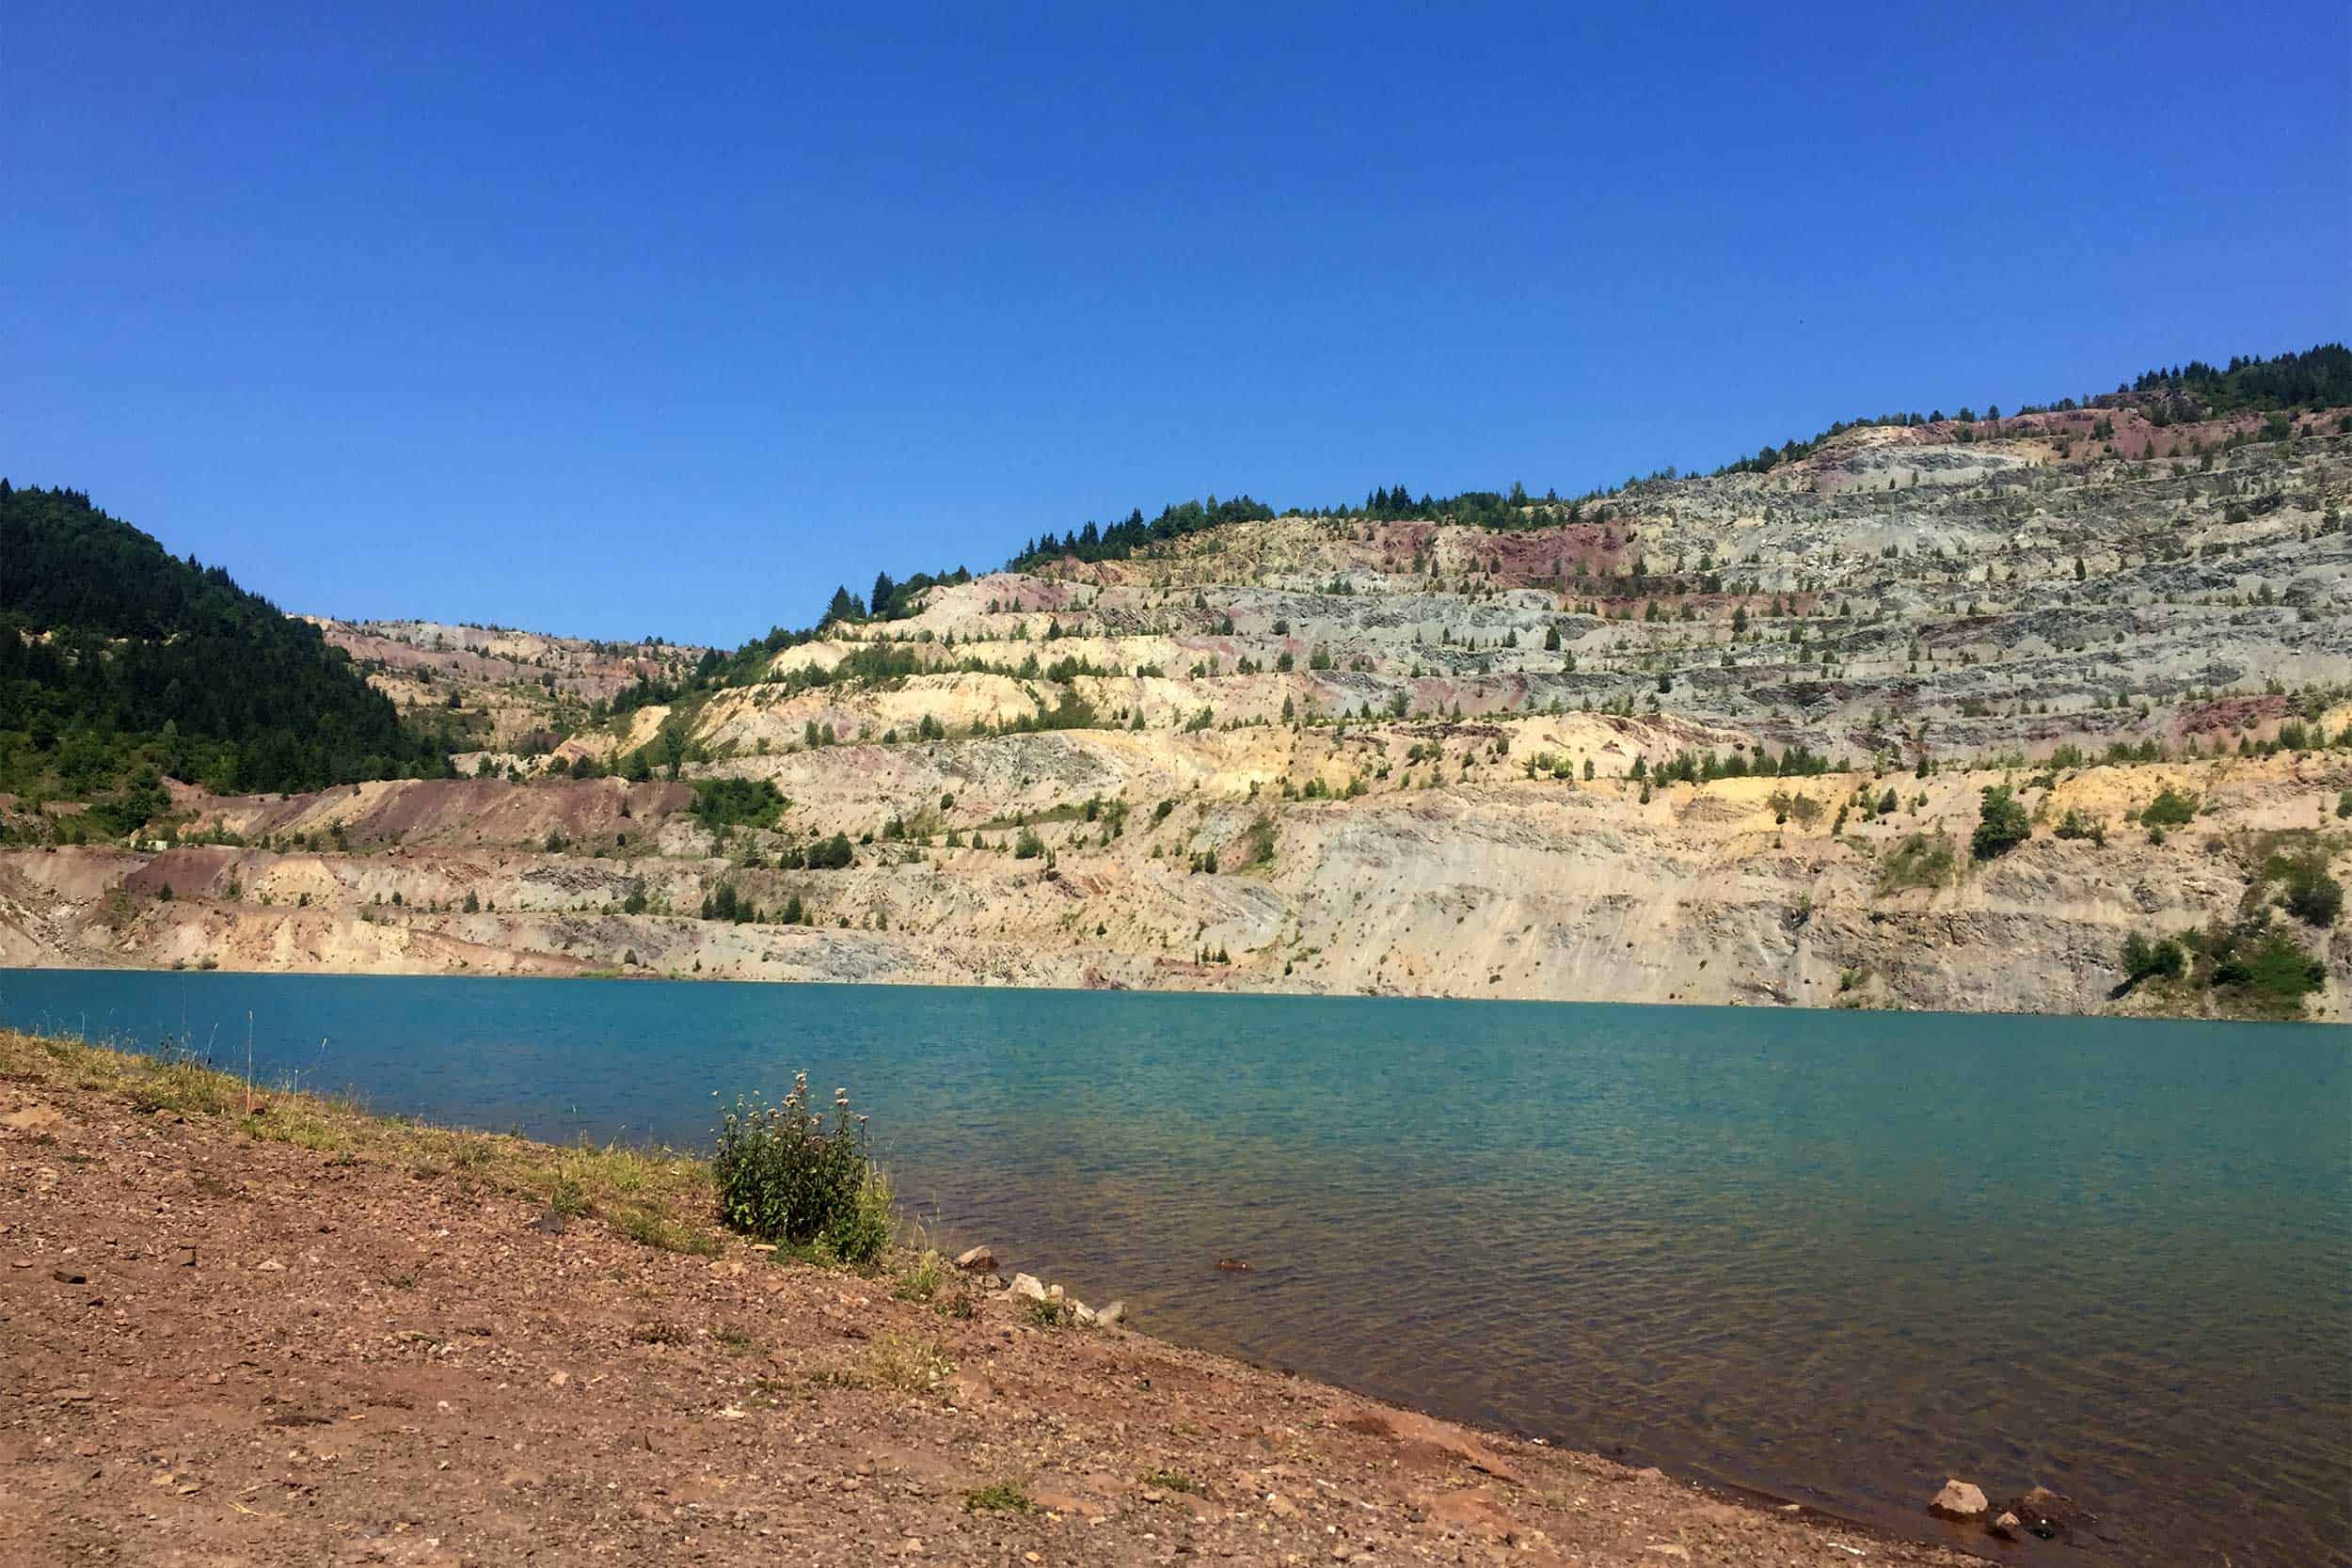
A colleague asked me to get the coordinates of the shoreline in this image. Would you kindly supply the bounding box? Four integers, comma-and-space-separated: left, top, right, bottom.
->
3, 957, 2337, 1029
0, 1027, 2008, 1568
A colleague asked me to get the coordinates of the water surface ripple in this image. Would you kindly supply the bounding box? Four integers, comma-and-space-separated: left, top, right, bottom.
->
4, 972, 2344, 1565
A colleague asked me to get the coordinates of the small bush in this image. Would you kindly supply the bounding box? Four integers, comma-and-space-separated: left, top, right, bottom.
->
1240, 813, 1277, 868
2140, 787, 2201, 828
2053, 809, 2106, 845
965, 1483, 1036, 1514
2121, 932, 2186, 983
1878, 833, 1955, 894
2266, 847, 2344, 928
2211, 926, 2327, 1013
712, 1071, 893, 1265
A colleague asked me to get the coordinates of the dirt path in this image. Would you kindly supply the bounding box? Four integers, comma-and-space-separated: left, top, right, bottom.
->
0, 1032, 1984, 1567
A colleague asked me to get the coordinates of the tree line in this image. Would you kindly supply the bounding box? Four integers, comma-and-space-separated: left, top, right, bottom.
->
0, 483, 447, 832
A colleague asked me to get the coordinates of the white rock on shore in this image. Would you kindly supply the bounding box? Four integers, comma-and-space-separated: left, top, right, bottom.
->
1930, 1479, 1989, 1518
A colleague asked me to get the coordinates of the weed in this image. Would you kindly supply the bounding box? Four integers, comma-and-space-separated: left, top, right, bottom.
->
611, 1205, 723, 1256
712, 1070, 893, 1265
240, 1104, 344, 1152
858, 1331, 954, 1395
1140, 1468, 1203, 1495
125, 1055, 234, 1117
893, 1250, 948, 1302
1, 1028, 717, 1259
964, 1482, 1036, 1513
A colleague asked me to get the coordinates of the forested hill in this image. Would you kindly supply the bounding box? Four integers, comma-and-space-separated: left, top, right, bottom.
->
0, 483, 445, 835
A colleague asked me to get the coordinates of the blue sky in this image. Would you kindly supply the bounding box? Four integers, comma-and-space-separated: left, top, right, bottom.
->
6, 3, 2345, 645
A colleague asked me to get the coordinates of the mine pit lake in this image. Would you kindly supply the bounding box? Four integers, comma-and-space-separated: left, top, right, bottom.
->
4, 969, 2345, 1565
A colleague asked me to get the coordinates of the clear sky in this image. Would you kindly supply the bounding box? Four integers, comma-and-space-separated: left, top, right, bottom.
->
6, 3, 2345, 646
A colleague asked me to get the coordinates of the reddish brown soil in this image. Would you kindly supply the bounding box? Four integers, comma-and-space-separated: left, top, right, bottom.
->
0, 1051, 1987, 1568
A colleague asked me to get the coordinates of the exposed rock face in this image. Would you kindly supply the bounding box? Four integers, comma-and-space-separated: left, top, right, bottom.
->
6, 414, 2349, 1019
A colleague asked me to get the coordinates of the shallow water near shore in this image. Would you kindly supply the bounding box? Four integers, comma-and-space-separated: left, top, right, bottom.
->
5, 970, 2345, 1565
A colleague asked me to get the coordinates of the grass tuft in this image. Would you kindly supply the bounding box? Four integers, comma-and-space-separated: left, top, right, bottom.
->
858, 1330, 955, 1395
0, 1028, 723, 1257
892, 1249, 948, 1302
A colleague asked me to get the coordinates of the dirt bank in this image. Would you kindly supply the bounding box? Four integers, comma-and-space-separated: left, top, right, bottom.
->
0, 1031, 1988, 1567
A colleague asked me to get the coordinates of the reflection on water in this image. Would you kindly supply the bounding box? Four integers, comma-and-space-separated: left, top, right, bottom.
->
4, 970, 2345, 1565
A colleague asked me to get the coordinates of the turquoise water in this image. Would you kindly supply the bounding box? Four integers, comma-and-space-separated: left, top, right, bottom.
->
4, 970, 2345, 1564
